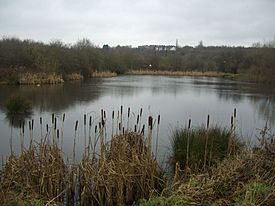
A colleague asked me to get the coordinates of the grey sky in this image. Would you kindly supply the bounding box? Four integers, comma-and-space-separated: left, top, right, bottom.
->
0, 0, 274, 47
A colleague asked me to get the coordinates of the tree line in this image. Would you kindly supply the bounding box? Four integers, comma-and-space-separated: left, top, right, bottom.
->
0, 37, 275, 83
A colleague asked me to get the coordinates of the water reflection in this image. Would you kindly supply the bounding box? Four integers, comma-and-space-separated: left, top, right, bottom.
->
0, 79, 103, 112
5, 113, 31, 128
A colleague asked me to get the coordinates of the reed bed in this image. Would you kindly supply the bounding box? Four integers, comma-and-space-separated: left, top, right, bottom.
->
0, 107, 164, 205
63, 73, 84, 81
91, 70, 117, 78
18, 72, 64, 84
127, 70, 227, 77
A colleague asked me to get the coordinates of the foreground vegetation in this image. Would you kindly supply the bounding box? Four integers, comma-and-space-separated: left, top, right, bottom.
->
136, 140, 275, 205
0, 107, 274, 205
0, 37, 274, 84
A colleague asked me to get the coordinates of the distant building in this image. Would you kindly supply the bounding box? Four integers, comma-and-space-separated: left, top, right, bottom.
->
138, 45, 176, 51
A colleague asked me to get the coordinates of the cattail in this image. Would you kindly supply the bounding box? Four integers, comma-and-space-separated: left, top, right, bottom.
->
112, 110, 115, 119
31, 119, 34, 130
99, 122, 102, 130
121, 105, 123, 115
40, 117, 42, 125
75, 120, 78, 131
123, 127, 125, 134
188, 119, 191, 129
148, 116, 153, 130
89, 116, 92, 127
119, 123, 121, 131
134, 125, 137, 132
29, 121, 31, 130
128, 107, 130, 118
52, 113, 54, 124
101, 109, 104, 119
141, 124, 145, 135
95, 125, 97, 133
137, 115, 140, 124
231, 115, 233, 129
84, 114, 87, 125
102, 119, 105, 128
62, 113, 65, 122
140, 108, 143, 116
158, 115, 160, 125
207, 115, 210, 129
234, 108, 237, 118
57, 129, 59, 139
54, 117, 57, 130
22, 122, 25, 134
104, 111, 106, 119
46, 124, 49, 133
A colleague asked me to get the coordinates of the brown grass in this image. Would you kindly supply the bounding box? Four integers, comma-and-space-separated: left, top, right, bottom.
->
63, 73, 84, 81
91, 70, 117, 78
0, 117, 165, 205
127, 69, 229, 77
19, 72, 64, 84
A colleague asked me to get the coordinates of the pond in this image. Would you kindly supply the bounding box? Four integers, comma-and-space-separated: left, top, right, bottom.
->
0, 75, 274, 166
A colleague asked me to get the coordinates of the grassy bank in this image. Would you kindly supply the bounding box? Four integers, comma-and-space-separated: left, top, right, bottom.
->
136, 140, 275, 205
91, 70, 117, 78
126, 69, 237, 78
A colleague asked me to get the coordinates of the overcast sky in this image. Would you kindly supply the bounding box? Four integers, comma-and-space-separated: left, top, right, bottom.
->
0, 0, 274, 47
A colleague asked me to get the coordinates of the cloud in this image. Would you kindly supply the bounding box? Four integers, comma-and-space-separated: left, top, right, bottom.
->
0, 0, 274, 46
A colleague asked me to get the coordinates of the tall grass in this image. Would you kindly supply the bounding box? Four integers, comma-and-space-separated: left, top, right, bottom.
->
0, 107, 165, 205
170, 125, 243, 173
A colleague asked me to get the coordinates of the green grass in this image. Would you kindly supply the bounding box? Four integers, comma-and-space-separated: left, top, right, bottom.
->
170, 126, 243, 173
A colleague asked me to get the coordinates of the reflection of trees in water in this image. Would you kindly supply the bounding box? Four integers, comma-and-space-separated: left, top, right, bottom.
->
5, 113, 31, 128
249, 95, 275, 124
213, 81, 275, 124
0, 79, 103, 113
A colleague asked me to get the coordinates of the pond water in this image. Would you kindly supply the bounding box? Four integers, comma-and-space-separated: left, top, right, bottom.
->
0, 75, 275, 166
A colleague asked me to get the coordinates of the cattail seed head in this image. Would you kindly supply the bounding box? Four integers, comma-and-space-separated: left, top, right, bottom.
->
89, 116, 92, 127
207, 115, 210, 129
75, 120, 78, 131
158, 115, 160, 125
62, 113, 65, 122
84, 114, 86, 125
188, 119, 191, 129
234, 108, 237, 118
31, 119, 34, 130
40, 117, 42, 125
54, 118, 57, 130
128, 107, 130, 118
52, 113, 54, 124
148, 116, 153, 130
137, 115, 139, 124
112, 110, 114, 119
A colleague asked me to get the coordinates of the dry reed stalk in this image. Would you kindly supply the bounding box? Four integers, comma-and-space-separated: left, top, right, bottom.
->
155, 115, 161, 158
203, 115, 210, 170
186, 119, 191, 170
79, 132, 165, 205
